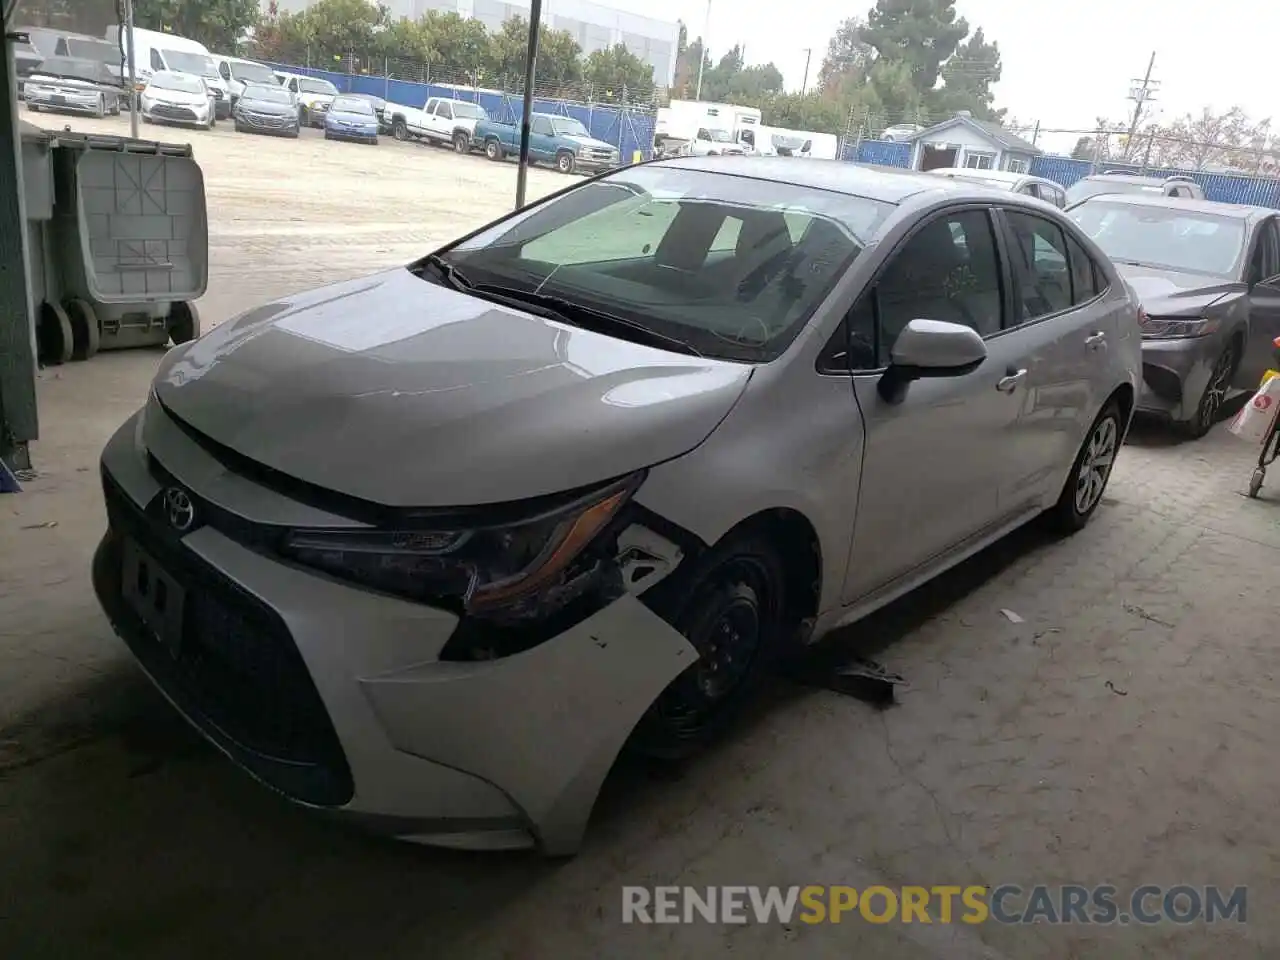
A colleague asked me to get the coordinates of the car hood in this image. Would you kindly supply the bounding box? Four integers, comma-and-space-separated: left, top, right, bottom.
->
240, 99, 294, 114
1112, 262, 1243, 316
147, 88, 207, 105
152, 269, 753, 507
560, 134, 615, 150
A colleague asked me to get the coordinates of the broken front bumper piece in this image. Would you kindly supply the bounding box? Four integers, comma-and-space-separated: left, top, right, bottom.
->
92, 407, 698, 855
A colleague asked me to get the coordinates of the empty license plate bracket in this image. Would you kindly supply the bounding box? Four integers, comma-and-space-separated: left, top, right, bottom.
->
122, 539, 186, 656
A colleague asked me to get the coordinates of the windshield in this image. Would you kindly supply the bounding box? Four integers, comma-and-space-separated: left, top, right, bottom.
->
243, 84, 292, 104
708, 128, 734, 143
436, 166, 893, 362
552, 117, 590, 138
332, 96, 373, 114
1069, 201, 1246, 278
151, 71, 205, 95
66, 38, 117, 65
300, 78, 338, 95
229, 60, 276, 84
32, 57, 100, 82
163, 50, 217, 78
452, 101, 487, 119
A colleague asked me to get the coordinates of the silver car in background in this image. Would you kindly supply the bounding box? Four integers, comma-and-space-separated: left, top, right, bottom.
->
1066, 172, 1205, 207
23, 56, 121, 117
93, 158, 1141, 856
1069, 194, 1280, 437
927, 167, 1067, 207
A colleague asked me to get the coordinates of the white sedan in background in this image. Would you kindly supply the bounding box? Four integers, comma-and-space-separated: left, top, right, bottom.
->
141, 71, 215, 130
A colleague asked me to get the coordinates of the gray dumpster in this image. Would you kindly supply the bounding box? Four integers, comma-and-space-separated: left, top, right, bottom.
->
24, 121, 209, 364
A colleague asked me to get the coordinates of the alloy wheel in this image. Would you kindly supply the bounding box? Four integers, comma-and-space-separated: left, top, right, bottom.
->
1196, 343, 1237, 433
1074, 414, 1117, 515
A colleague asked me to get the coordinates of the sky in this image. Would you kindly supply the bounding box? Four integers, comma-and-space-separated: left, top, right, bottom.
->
612, 0, 1276, 153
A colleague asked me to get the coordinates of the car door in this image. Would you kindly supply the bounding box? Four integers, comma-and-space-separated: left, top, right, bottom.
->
990, 208, 1099, 512
430, 100, 453, 139
531, 115, 556, 159
1240, 216, 1280, 387
841, 206, 1029, 603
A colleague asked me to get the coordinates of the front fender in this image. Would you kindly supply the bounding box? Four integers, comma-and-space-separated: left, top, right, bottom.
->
359, 596, 698, 855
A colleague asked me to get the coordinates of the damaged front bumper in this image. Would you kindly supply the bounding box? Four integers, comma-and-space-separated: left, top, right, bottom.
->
92, 406, 697, 855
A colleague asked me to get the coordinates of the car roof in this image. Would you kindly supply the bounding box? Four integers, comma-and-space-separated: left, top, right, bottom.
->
1073, 192, 1272, 221
1083, 172, 1187, 185
653, 156, 976, 204
926, 167, 1050, 186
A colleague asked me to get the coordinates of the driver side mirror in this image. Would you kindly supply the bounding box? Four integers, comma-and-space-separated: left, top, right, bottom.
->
877, 319, 988, 403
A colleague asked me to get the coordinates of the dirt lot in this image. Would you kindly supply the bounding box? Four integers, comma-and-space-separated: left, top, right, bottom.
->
3, 107, 1280, 960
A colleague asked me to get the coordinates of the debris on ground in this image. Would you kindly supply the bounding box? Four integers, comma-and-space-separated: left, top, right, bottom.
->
1105, 680, 1129, 696
1000, 608, 1025, 623
784, 657, 907, 708
20, 521, 57, 530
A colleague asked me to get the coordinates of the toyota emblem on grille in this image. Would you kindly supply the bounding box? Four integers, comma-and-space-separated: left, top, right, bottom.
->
163, 487, 197, 532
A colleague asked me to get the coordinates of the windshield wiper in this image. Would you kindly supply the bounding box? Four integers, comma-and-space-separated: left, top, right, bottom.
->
469, 283, 705, 358
418, 254, 474, 291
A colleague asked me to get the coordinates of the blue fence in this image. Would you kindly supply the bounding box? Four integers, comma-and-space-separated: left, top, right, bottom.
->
1029, 156, 1280, 209
264, 62, 656, 162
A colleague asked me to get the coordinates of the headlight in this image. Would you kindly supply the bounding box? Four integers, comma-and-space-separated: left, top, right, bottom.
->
1140, 315, 1220, 339
279, 473, 640, 618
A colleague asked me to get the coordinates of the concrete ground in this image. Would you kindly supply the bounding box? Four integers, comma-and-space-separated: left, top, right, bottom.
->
3, 108, 1280, 960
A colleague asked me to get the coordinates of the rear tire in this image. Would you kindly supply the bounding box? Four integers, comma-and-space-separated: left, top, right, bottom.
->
65, 299, 100, 361
629, 531, 791, 760
1046, 399, 1122, 534
37, 302, 74, 366
167, 301, 199, 346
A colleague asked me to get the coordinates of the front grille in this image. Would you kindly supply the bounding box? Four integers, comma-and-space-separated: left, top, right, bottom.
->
151, 104, 197, 121
97, 467, 354, 807
244, 111, 289, 127
586, 149, 615, 161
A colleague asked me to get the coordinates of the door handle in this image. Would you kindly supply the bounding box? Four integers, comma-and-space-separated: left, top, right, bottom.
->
996, 369, 1028, 393
1085, 332, 1107, 349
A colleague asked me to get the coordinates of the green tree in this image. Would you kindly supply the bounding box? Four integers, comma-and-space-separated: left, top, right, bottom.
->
420, 11, 490, 75
816, 17, 873, 100
583, 44, 654, 102
932, 27, 1003, 121
132, 0, 260, 52
863, 0, 968, 96
485, 16, 582, 90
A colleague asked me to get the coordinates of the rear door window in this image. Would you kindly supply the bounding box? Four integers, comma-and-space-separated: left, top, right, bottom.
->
1003, 211, 1073, 322
1065, 234, 1101, 303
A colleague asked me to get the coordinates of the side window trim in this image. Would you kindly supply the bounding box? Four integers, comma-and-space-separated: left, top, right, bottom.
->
816, 203, 1006, 376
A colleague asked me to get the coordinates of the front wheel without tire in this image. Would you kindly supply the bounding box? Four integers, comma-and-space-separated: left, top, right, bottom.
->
629, 532, 791, 759
1046, 400, 1123, 534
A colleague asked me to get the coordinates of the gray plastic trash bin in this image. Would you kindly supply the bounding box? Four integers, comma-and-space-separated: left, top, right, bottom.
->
26, 122, 209, 363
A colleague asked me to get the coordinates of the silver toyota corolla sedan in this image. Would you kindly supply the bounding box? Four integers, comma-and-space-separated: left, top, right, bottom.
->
1069, 194, 1280, 437
93, 157, 1142, 856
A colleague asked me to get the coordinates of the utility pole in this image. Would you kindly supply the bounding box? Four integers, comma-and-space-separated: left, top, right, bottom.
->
800, 48, 812, 97
124, 0, 139, 138
514, 0, 542, 209
1122, 51, 1158, 161
694, 0, 710, 100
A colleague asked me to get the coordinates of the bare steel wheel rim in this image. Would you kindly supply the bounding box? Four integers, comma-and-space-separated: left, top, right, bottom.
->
1074, 416, 1117, 515
1198, 344, 1237, 431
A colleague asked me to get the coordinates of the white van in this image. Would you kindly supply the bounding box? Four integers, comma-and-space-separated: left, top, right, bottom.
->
210, 54, 278, 107
103, 26, 232, 118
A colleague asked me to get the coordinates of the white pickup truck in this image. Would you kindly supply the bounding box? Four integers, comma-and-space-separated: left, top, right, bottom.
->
387, 96, 490, 153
